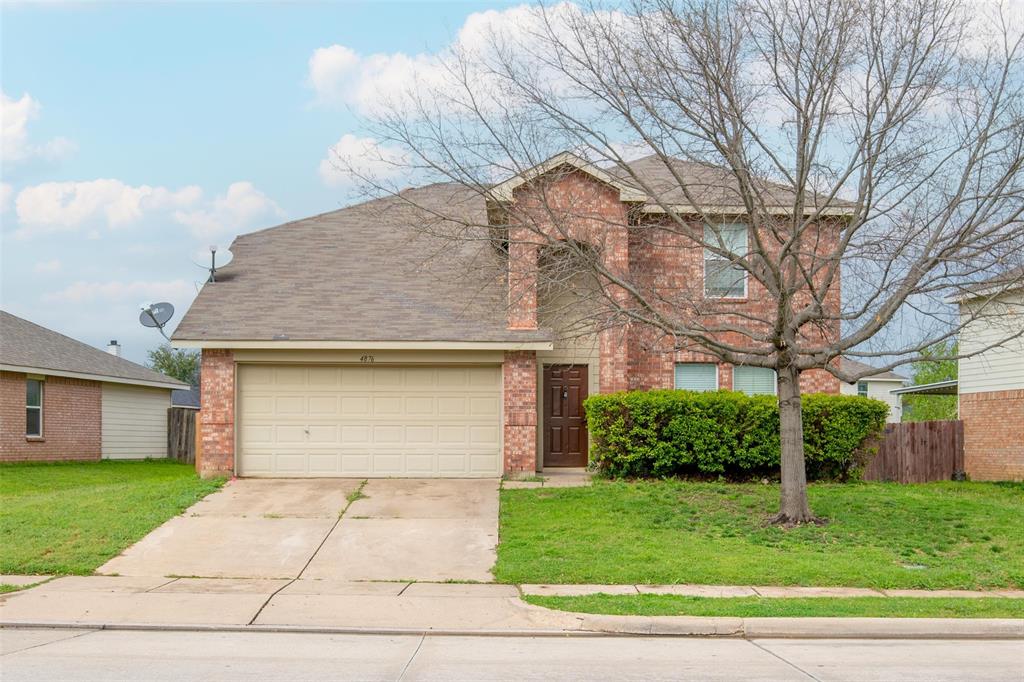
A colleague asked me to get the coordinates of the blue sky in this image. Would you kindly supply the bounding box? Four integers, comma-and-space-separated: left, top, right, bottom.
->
1, 1, 518, 364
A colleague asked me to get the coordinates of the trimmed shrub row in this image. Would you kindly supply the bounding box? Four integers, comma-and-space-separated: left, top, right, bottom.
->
584, 390, 888, 481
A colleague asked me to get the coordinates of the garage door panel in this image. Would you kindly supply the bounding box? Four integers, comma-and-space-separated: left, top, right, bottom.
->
275, 395, 305, 414
307, 425, 338, 442
340, 396, 371, 416
373, 395, 403, 415
371, 368, 403, 388
238, 364, 501, 477
308, 453, 340, 474
308, 396, 339, 415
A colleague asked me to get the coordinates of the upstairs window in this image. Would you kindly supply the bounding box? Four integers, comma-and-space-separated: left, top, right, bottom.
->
857, 381, 869, 397
26, 379, 43, 437
675, 363, 718, 391
733, 366, 777, 395
704, 223, 748, 298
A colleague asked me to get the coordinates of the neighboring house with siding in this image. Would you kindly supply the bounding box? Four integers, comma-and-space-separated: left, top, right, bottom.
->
0, 311, 187, 462
957, 270, 1024, 480
174, 152, 847, 480
838, 358, 907, 423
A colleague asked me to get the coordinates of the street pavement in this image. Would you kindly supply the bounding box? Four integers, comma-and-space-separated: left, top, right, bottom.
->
1, 628, 1022, 681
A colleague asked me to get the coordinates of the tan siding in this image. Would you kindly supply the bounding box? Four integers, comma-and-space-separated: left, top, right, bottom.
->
101, 384, 171, 459
959, 291, 1024, 394
840, 378, 905, 422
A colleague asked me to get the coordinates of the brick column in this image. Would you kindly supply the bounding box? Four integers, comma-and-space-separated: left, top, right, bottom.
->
503, 350, 538, 476
961, 389, 1024, 481
198, 349, 235, 478
507, 228, 538, 330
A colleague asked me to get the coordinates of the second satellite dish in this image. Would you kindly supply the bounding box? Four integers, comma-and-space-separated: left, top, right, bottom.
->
140, 302, 174, 328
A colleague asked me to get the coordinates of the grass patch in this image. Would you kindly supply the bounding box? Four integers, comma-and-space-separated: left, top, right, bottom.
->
0, 583, 29, 594
497, 479, 1024, 589
524, 594, 1024, 618
0, 459, 224, 575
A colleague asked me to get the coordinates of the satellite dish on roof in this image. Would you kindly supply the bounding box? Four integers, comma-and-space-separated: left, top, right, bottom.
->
139, 302, 175, 340
194, 246, 233, 283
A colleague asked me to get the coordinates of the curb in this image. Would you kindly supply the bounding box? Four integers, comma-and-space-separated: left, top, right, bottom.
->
3, 617, 1021, 640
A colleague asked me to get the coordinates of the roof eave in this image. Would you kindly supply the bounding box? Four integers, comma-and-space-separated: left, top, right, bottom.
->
0, 363, 186, 390
640, 204, 856, 217
172, 339, 555, 351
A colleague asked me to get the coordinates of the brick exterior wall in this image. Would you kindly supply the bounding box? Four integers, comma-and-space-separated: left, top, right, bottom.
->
499, 167, 841, 472
0, 371, 101, 462
961, 389, 1024, 481
503, 350, 538, 475
198, 349, 235, 478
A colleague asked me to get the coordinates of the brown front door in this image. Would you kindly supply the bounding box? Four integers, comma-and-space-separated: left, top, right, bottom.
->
543, 365, 589, 467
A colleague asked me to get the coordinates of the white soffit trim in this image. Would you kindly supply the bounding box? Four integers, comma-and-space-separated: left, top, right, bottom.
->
172, 340, 555, 351
0, 364, 184, 390
489, 151, 648, 203
640, 204, 856, 217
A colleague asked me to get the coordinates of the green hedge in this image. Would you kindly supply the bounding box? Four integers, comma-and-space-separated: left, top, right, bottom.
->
585, 390, 888, 481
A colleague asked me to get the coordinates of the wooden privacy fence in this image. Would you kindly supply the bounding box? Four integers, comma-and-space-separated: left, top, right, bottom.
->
167, 407, 197, 464
863, 420, 964, 483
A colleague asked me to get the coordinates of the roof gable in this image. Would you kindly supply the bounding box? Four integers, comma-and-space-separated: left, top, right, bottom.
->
489, 152, 648, 203
0, 311, 186, 389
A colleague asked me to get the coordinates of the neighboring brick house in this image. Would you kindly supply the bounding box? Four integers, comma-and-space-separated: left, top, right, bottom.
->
957, 271, 1024, 480
173, 152, 846, 479
0, 311, 187, 462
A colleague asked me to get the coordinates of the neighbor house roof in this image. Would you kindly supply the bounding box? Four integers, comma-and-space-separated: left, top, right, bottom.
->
840, 358, 907, 382
0, 311, 187, 389
172, 386, 200, 409
955, 265, 1024, 302
173, 183, 554, 347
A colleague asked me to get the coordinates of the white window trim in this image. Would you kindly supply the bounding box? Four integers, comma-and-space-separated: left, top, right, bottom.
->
674, 362, 720, 391
703, 223, 749, 299
26, 378, 43, 438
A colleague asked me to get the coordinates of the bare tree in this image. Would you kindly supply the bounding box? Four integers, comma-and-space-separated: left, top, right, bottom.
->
336, 0, 1024, 524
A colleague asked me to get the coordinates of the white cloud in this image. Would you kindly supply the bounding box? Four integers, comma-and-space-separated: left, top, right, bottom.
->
10, 179, 282, 243
173, 181, 285, 243
42, 278, 195, 305
305, 3, 591, 115
318, 134, 409, 188
1, 91, 77, 166
13, 179, 202, 235
33, 258, 61, 274
0, 182, 11, 212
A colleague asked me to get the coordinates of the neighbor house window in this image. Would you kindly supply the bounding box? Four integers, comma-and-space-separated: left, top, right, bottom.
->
704, 223, 748, 298
733, 366, 776, 395
675, 363, 718, 391
26, 379, 43, 437
857, 381, 869, 398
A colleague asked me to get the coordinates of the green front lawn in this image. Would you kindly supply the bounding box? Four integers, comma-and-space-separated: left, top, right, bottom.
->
524, 594, 1024, 619
0, 459, 224, 575
497, 480, 1024, 589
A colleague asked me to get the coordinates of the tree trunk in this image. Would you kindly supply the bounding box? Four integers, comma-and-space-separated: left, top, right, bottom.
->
770, 363, 821, 526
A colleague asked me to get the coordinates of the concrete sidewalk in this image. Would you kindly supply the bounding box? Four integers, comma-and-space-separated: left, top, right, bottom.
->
1, 576, 1021, 639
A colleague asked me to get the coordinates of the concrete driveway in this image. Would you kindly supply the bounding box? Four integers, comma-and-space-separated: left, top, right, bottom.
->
98, 478, 499, 582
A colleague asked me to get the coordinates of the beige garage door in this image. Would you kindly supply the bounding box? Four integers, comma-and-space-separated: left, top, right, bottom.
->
237, 365, 502, 477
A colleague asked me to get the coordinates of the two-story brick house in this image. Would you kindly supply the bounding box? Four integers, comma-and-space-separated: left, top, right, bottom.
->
174, 153, 843, 479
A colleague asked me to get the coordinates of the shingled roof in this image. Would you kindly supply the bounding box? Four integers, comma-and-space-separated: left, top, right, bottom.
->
840, 358, 907, 382
173, 183, 553, 344
0, 311, 187, 389
173, 153, 854, 345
